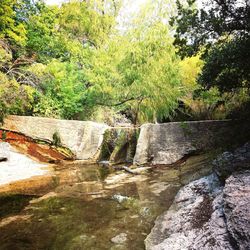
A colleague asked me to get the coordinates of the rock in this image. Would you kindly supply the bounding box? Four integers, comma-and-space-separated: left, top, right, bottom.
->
223, 171, 250, 250
133, 124, 152, 165
0, 142, 50, 186
145, 174, 234, 250
134, 120, 247, 165
0, 142, 10, 160
111, 233, 127, 244
145, 164, 250, 250
133, 122, 197, 165
0, 157, 7, 162
213, 142, 250, 180
100, 128, 138, 164
2, 115, 109, 161
112, 194, 130, 203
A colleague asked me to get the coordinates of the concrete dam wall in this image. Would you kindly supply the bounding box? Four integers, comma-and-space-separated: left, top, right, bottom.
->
2, 116, 108, 161
2, 116, 250, 165
133, 120, 250, 165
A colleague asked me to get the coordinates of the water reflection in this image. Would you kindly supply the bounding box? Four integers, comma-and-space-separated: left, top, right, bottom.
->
0, 154, 213, 250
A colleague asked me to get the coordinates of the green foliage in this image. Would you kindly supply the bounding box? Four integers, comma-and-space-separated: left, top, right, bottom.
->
0, 71, 35, 117
59, 0, 113, 46
171, 0, 250, 119
0, 0, 27, 46
25, 4, 64, 62
183, 87, 225, 120
32, 60, 88, 119
0, 0, 248, 124
0, 41, 12, 64
52, 131, 61, 147
2, 130, 7, 140
86, 22, 185, 123
223, 88, 250, 120
172, 0, 250, 89
0, 103, 6, 124
171, 0, 250, 57
199, 37, 250, 92
179, 55, 203, 90
0, 40, 35, 123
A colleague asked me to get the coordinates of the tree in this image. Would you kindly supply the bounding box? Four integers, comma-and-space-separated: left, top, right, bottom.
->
59, 0, 121, 47
0, 71, 35, 122
169, 0, 250, 120
200, 36, 250, 91
25, 4, 65, 62
0, 0, 209, 123
171, 0, 250, 57
179, 54, 203, 90
32, 60, 89, 119
86, 21, 185, 124
0, 0, 27, 46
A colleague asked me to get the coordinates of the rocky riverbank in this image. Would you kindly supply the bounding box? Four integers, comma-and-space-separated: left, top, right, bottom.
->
0, 142, 52, 186
145, 143, 250, 250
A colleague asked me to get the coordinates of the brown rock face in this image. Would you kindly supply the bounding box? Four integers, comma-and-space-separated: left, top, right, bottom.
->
2, 115, 109, 161
0, 130, 72, 163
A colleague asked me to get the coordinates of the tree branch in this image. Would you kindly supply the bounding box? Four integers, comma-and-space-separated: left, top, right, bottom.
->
95, 95, 146, 107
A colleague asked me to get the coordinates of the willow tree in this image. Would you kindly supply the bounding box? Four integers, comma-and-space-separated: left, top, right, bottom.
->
118, 24, 183, 123
86, 0, 186, 124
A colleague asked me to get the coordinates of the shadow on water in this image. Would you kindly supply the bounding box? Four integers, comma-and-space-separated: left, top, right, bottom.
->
0, 195, 36, 218
0, 154, 213, 250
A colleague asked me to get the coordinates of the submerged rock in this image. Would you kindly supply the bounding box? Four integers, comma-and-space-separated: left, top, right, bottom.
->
111, 233, 128, 244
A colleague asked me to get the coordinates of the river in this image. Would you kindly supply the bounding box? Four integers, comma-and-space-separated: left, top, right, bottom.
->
0, 154, 212, 250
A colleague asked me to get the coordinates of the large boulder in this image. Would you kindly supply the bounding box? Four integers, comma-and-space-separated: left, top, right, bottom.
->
145, 170, 250, 250
145, 174, 233, 250
134, 120, 242, 165
2, 116, 109, 161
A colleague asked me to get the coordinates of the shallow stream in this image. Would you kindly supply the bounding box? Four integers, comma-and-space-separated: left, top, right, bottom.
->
0, 155, 213, 250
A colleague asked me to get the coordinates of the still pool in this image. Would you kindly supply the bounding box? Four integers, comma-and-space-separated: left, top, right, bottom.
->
0, 155, 212, 250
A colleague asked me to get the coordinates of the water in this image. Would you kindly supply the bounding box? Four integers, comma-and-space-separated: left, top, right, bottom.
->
0, 155, 213, 250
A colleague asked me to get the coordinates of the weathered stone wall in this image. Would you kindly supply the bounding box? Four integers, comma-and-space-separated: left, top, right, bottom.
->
3, 116, 250, 164
134, 120, 250, 165
2, 115, 109, 161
